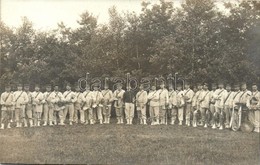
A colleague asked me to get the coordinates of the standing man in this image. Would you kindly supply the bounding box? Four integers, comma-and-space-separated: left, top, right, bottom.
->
213, 82, 227, 130
24, 84, 33, 127
0, 85, 14, 129
73, 84, 83, 124
158, 82, 169, 125
81, 85, 93, 124
123, 85, 136, 125
176, 84, 185, 125
101, 84, 113, 124
209, 83, 218, 126
42, 84, 53, 126
223, 84, 234, 128
196, 83, 211, 127
63, 83, 76, 125
92, 84, 104, 124
52, 85, 65, 125
183, 82, 194, 126
250, 83, 260, 133
113, 84, 125, 124
31, 84, 44, 127
168, 85, 177, 125
192, 83, 203, 127
136, 84, 148, 125
13, 84, 29, 127
148, 85, 160, 125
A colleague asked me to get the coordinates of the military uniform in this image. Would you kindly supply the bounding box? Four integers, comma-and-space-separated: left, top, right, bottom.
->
0, 86, 14, 129
223, 85, 234, 128
158, 87, 169, 125
73, 89, 83, 124
92, 89, 104, 124
250, 86, 260, 132
113, 87, 125, 124
176, 89, 185, 125
43, 85, 55, 126
63, 88, 76, 125
13, 85, 29, 127
24, 87, 33, 127
192, 85, 203, 127
101, 88, 113, 124
52, 90, 65, 125
183, 87, 194, 126
123, 88, 136, 125
168, 89, 177, 125
148, 88, 160, 125
81, 90, 93, 124
136, 89, 148, 125
31, 87, 44, 126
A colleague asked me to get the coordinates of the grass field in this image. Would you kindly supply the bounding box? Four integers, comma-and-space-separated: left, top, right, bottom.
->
0, 118, 259, 165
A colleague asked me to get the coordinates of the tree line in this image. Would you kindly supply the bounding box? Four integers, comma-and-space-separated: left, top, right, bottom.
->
0, 0, 259, 91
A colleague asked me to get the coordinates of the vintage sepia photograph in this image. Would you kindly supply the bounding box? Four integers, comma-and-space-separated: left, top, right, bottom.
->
0, 0, 259, 164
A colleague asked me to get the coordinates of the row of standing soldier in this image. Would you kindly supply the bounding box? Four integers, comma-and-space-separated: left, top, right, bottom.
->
0, 81, 259, 133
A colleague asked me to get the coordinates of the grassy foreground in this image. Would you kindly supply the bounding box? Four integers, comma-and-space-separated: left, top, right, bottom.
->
0, 119, 259, 165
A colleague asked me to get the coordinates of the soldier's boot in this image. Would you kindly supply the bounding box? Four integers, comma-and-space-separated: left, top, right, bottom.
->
90, 119, 94, 125
120, 118, 124, 124
7, 123, 11, 129
37, 121, 41, 126
16, 122, 20, 127
29, 120, 34, 127
154, 119, 160, 125
117, 118, 120, 124
0, 123, 4, 129
140, 118, 143, 124
212, 123, 217, 129
219, 124, 224, 130
49, 121, 53, 126
69, 121, 73, 125
107, 118, 110, 124
54, 121, 57, 125
143, 119, 147, 125
193, 120, 197, 127
103, 118, 107, 124
129, 118, 133, 125
59, 120, 65, 125
43, 121, 47, 126
179, 120, 183, 126
171, 118, 175, 125
204, 123, 208, 128
254, 127, 260, 133
23, 119, 28, 127
100, 119, 103, 124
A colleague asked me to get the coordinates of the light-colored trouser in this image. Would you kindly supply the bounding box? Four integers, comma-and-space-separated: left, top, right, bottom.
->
149, 106, 159, 120
159, 105, 167, 120
63, 103, 74, 122
73, 103, 81, 122
178, 107, 184, 122
209, 104, 215, 123
103, 105, 111, 118
185, 103, 192, 123
1, 109, 12, 123
93, 107, 103, 120
25, 104, 33, 120
115, 107, 124, 118
254, 110, 260, 129
43, 104, 54, 122
224, 105, 232, 125
15, 105, 26, 122
80, 108, 92, 122
53, 110, 64, 122
214, 107, 224, 125
125, 103, 135, 120
196, 107, 209, 124
170, 107, 177, 121
137, 105, 146, 120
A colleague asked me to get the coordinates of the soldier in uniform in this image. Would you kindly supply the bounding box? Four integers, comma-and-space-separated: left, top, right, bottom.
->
31, 84, 44, 126
73, 84, 83, 124
123, 85, 136, 125
148, 85, 160, 125
63, 83, 76, 125
183, 82, 194, 126
0, 85, 14, 129
52, 85, 65, 125
176, 83, 185, 125
213, 82, 227, 130
92, 84, 104, 124
209, 83, 218, 126
223, 84, 234, 128
196, 83, 211, 127
158, 82, 169, 125
168, 85, 177, 125
250, 83, 260, 133
101, 84, 113, 124
192, 83, 203, 127
81, 85, 93, 124
135, 84, 148, 125
24, 84, 33, 127
13, 83, 29, 127
113, 83, 125, 124
42, 84, 54, 126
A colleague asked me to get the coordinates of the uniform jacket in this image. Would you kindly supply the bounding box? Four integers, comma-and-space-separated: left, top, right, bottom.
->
223, 91, 234, 107
0, 92, 14, 110
250, 90, 260, 110
148, 90, 160, 107
168, 90, 177, 108
198, 90, 211, 109
214, 88, 227, 108
183, 88, 194, 104
136, 90, 148, 107
192, 90, 203, 107
82, 90, 93, 110
92, 90, 104, 107
74, 92, 83, 110
176, 90, 185, 108
13, 91, 29, 108
158, 88, 169, 106
31, 91, 44, 112
113, 89, 125, 108
101, 89, 113, 106
63, 90, 76, 104
239, 89, 252, 108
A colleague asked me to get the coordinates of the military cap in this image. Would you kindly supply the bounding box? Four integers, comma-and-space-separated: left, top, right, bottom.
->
35, 84, 40, 88
240, 82, 247, 86
226, 83, 231, 87
233, 83, 239, 88
17, 83, 23, 87
203, 83, 208, 87
46, 84, 52, 88
252, 83, 258, 86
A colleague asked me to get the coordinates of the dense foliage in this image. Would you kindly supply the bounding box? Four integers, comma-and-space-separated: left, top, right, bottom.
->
0, 0, 259, 90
